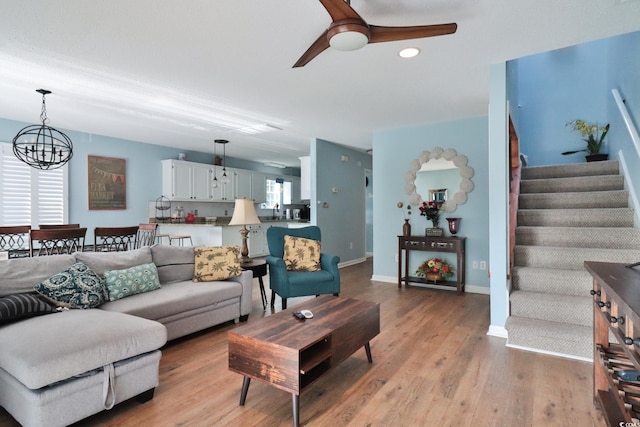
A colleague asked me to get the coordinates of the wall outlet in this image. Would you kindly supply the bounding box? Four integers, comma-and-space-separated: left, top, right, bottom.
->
349, 242, 353, 249
472, 261, 478, 269
479, 261, 487, 270
395, 254, 399, 263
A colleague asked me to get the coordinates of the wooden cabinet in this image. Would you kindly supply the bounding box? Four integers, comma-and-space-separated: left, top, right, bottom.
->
397, 235, 466, 294
162, 160, 213, 201
299, 156, 310, 200
251, 172, 267, 204
586, 261, 640, 426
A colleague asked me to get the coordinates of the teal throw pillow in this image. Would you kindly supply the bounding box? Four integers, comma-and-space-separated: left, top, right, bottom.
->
35, 262, 107, 309
104, 262, 161, 301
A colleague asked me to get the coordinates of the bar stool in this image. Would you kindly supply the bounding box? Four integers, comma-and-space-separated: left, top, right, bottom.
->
155, 233, 170, 245
169, 235, 193, 246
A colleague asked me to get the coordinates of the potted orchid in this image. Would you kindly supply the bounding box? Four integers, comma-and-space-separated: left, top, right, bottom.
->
562, 119, 610, 162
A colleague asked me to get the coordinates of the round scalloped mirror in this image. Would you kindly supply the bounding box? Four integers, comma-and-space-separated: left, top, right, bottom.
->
404, 147, 474, 212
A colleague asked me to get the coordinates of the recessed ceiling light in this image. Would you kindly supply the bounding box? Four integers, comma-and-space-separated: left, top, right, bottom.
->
399, 47, 420, 58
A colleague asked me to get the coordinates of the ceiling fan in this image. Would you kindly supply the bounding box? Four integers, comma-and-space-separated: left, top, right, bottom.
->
293, 0, 458, 68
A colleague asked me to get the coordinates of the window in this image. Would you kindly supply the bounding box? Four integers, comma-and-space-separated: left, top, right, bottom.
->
0, 143, 68, 227
262, 178, 292, 209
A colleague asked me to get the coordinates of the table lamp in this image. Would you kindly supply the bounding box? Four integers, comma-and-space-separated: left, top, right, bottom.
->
228, 198, 261, 264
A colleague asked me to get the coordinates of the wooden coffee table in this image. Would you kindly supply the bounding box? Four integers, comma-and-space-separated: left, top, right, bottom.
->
228, 295, 380, 426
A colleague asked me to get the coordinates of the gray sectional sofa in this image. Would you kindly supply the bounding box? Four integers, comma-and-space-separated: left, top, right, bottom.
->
0, 244, 252, 427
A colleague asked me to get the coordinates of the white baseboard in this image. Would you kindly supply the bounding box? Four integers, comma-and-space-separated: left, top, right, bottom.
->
371, 274, 489, 295
505, 343, 592, 363
338, 257, 366, 268
487, 325, 508, 338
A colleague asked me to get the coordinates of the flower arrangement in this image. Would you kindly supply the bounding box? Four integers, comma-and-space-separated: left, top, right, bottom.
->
416, 257, 454, 280
562, 119, 610, 156
418, 201, 442, 228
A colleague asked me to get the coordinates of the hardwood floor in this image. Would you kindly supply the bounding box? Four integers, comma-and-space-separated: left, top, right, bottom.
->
0, 259, 605, 426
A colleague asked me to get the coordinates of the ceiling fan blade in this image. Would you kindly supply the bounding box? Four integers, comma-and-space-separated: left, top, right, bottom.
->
369, 23, 457, 43
319, 0, 363, 21
293, 30, 331, 68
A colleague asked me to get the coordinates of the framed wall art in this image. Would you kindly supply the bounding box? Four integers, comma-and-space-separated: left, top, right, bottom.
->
88, 155, 127, 210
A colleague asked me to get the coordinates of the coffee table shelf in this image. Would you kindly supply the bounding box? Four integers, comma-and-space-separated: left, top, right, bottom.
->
300, 337, 331, 375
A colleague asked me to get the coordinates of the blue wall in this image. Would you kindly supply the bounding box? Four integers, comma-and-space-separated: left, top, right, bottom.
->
514, 31, 640, 170
0, 117, 299, 242
371, 117, 490, 291
310, 138, 373, 263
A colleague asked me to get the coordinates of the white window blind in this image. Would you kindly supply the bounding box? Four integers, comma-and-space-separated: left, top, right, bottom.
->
0, 142, 68, 227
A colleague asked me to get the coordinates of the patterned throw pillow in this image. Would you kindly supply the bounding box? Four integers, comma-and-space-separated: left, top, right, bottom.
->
35, 262, 107, 309
283, 235, 321, 272
0, 293, 58, 324
193, 246, 241, 282
104, 262, 161, 301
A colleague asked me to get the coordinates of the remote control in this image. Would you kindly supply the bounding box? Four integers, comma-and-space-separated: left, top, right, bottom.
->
300, 310, 314, 319
292, 311, 306, 320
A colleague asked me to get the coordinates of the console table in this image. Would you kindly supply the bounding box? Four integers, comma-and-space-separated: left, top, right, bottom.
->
397, 235, 466, 294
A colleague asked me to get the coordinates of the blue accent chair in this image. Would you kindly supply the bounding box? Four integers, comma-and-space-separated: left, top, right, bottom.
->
266, 226, 340, 309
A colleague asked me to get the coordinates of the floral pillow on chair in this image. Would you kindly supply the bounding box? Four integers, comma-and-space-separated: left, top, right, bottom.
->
283, 235, 321, 272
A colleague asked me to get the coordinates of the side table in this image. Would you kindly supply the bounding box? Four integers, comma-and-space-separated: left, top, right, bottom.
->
241, 258, 268, 310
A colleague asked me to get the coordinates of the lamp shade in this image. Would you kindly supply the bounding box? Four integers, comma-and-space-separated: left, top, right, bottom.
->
229, 199, 261, 225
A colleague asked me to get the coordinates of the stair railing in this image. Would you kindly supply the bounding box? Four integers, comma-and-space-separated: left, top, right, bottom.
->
508, 117, 521, 279
612, 89, 640, 160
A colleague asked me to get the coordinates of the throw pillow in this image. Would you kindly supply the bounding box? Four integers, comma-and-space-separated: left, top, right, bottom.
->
35, 262, 107, 309
104, 262, 161, 301
283, 235, 321, 272
193, 246, 241, 282
0, 293, 58, 324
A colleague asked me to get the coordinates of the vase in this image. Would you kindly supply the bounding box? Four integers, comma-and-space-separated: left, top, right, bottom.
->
402, 219, 411, 236
446, 217, 461, 235
425, 272, 442, 282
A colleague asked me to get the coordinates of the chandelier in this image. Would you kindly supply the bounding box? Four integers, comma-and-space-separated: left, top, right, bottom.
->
12, 89, 73, 170
215, 139, 231, 185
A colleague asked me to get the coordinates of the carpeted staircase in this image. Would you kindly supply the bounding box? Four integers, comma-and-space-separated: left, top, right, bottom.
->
505, 160, 640, 361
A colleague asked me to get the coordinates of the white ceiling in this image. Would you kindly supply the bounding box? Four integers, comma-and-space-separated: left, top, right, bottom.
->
1, 0, 639, 167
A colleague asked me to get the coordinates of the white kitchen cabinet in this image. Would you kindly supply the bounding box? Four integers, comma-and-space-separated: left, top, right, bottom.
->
233, 168, 252, 200
251, 172, 267, 204
162, 160, 213, 201
211, 167, 235, 201
248, 223, 270, 257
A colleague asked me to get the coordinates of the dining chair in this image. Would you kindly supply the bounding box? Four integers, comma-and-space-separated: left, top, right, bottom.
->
135, 223, 158, 249
39, 224, 81, 229
94, 226, 139, 252
0, 225, 31, 258
30, 228, 87, 256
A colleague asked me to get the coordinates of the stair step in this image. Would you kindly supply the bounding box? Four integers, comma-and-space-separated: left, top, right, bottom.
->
509, 291, 592, 326
505, 316, 592, 360
517, 207, 635, 227
519, 190, 629, 210
514, 245, 640, 270
520, 175, 624, 194
516, 226, 640, 249
521, 160, 619, 180
511, 266, 593, 296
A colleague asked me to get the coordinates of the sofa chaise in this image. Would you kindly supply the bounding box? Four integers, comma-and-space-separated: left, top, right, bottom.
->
0, 244, 252, 427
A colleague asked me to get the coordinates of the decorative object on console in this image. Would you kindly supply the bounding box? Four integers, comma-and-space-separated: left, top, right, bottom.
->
12, 89, 73, 170
446, 217, 461, 235
562, 119, 610, 161
229, 198, 261, 264
419, 200, 443, 236
415, 257, 454, 282
397, 201, 412, 236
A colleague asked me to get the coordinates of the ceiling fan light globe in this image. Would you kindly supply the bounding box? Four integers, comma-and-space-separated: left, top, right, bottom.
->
329, 31, 369, 51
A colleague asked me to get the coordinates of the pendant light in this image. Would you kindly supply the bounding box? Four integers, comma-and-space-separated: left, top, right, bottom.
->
12, 89, 73, 170
215, 139, 231, 185
211, 140, 219, 189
